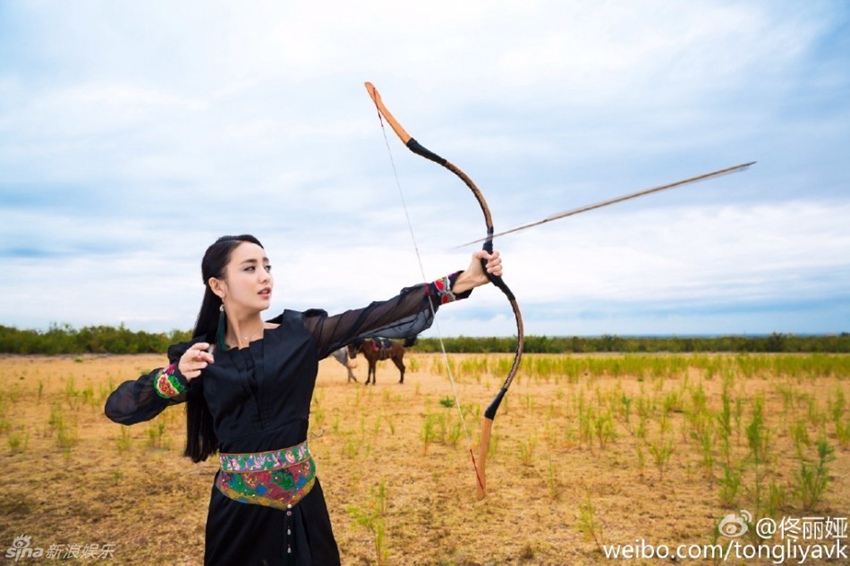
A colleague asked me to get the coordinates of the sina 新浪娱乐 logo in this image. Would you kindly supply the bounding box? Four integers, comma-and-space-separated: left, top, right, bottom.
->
5, 535, 43, 561
4, 534, 116, 561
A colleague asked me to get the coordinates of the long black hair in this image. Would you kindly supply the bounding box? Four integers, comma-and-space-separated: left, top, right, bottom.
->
184, 234, 264, 463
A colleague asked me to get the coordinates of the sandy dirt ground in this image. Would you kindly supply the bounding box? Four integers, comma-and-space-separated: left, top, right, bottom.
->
1, 353, 848, 565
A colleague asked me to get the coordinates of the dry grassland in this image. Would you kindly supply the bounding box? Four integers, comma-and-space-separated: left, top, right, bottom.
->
1, 353, 849, 565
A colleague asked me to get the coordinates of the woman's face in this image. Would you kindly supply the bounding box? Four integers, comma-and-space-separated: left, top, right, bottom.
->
212, 242, 274, 315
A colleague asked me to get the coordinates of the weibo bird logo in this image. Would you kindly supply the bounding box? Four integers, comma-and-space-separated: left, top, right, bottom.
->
718, 510, 752, 538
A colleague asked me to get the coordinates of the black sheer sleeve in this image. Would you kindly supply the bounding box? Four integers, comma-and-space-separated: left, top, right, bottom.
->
103, 367, 186, 425
301, 272, 472, 359
103, 340, 197, 425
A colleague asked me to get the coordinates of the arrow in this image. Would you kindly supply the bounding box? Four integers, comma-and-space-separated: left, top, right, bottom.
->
456, 162, 756, 247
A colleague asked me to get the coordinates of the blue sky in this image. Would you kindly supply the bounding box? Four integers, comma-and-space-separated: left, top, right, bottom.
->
1, 0, 848, 337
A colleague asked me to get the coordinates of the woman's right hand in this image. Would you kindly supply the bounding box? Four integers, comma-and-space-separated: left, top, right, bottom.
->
178, 342, 214, 382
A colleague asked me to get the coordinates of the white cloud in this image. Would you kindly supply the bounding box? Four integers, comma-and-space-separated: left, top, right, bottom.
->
0, 0, 847, 335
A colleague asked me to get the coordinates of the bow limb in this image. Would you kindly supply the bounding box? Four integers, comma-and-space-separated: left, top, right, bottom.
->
365, 82, 524, 499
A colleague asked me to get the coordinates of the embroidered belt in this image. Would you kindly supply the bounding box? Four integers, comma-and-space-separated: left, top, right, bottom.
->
215, 441, 316, 511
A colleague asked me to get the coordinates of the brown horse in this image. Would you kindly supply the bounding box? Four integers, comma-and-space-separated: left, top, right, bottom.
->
347, 338, 411, 385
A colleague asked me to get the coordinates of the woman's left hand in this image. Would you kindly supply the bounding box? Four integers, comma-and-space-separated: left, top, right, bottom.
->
452, 250, 503, 294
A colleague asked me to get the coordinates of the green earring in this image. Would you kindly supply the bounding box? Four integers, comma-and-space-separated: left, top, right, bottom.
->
217, 304, 228, 352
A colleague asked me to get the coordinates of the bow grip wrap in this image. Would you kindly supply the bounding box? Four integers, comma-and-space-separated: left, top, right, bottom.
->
480, 239, 516, 301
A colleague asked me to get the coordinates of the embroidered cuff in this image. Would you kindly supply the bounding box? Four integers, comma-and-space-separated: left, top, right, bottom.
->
154, 364, 187, 399
431, 271, 472, 305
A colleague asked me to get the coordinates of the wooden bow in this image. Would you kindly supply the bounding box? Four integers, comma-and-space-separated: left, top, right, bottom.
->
365, 82, 523, 499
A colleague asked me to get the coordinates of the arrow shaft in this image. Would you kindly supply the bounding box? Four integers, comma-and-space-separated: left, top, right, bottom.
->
458, 161, 755, 246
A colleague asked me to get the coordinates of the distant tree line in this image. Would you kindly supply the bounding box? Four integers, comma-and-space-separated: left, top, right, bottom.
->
2, 324, 847, 354
0, 324, 192, 355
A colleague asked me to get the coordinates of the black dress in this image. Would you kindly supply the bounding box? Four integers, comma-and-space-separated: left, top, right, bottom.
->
104, 278, 468, 565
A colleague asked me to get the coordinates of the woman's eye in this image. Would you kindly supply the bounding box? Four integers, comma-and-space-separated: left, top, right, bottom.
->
265, 265, 272, 272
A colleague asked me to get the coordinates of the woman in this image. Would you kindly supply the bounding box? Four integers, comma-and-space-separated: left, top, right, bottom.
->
104, 234, 503, 565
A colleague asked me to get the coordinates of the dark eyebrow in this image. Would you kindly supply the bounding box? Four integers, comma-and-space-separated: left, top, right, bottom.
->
240, 257, 270, 265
